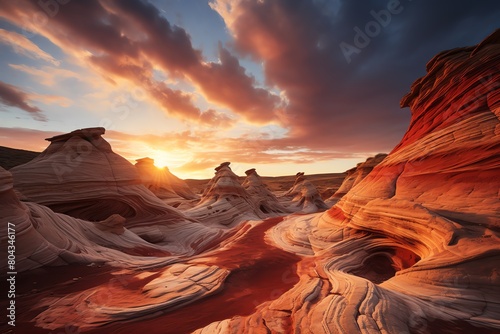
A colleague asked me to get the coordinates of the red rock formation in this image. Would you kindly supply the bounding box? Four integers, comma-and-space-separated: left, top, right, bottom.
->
282, 172, 329, 213
326, 153, 387, 205
7, 31, 500, 334
186, 162, 267, 225
9, 128, 225, 251
0, 166, 174, 272
135, 157, 198, 203
242, 168, 290, 214
195, 30, 500, 333
33, 263, 230, 332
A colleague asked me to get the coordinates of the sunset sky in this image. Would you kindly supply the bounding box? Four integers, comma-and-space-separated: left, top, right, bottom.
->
0, 0, 499, 179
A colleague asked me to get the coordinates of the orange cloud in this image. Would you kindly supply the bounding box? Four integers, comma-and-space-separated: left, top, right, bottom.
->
8, 64, 80, 87
0, 0, 281, 127
0, 28, 59, 65
210, 0, 411, 153
188, 44, 282, 124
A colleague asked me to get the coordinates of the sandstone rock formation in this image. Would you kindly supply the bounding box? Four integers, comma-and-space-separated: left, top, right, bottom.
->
0, 166, 175, 272
135, 157, 198, 208
26, 217, 296, 333
9, 128, 225, 251
326, 153, 387, 205
6, 31, 500, 334
281, 172, 329, 213
194, 30, 500, 333
242, 168, 290, 214
186, 162, 267, 225
33, 263, 230, 331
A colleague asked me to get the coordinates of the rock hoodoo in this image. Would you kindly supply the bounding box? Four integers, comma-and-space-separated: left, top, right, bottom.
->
186, 162, 266, 226
9, 127, 224, 251
242, 168, 290, 214
282, 172, 329, 213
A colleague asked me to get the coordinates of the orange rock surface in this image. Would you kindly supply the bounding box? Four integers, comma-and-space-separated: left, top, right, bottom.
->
195, 30, 500, 334
326, 153, 387, 205
3, 30, 499, 334
281, 172, 329, 213
135, 157, 198, 201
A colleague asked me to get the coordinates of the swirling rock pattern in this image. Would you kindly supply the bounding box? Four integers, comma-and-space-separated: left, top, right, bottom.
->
281, 172, 329, 213
326, 153, 387, 205
195, 30, 500, 333
0, 167, 175, 272
186, 162, 267, 226
34, 264, 230, 331
9, 128, 225, 252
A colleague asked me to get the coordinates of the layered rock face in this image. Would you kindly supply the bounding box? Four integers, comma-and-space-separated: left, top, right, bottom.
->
7, 32, 500, 334
242, 168, 290, 214
0, 166, 174, 272
281, 172, 329, 213
186, 162, 267, 225
9, 128, 223, 250
326, 153, 387, 204
135, 157, 198, 205
195, 31, 500, 333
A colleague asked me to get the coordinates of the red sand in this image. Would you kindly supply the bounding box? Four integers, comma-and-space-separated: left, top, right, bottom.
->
7, 217, 300, 334
87, 217, 300, 334
4, 264, 114, 334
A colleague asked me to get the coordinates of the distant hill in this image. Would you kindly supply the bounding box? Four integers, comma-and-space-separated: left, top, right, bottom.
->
0, 146, 40, 170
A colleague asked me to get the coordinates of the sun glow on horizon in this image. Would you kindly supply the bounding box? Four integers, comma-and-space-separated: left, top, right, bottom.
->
146, 150, 177, 169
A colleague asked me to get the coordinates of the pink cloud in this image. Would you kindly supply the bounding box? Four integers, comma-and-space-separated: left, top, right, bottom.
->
189, 44, 281, 124
211, 0, 410, 153
0, 0, 281, 127
0, 127, 60, 151
0, 28, 59, 65
0, 80, 46, 121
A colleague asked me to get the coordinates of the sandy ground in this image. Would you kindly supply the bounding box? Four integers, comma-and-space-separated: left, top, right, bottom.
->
6, 217, 299, 334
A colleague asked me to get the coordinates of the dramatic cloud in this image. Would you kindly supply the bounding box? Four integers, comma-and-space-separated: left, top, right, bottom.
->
211, 0, 500, 153
0, 28, 59, 65
8, 64, 80, 87
105, 0, 281, 123
0, 0, 281, 127
189, 44, 282, 123
0, 80, 46, 121
1, 0, 499, 176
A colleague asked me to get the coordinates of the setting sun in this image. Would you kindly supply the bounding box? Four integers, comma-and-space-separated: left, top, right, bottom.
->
149, 150, 174, 169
